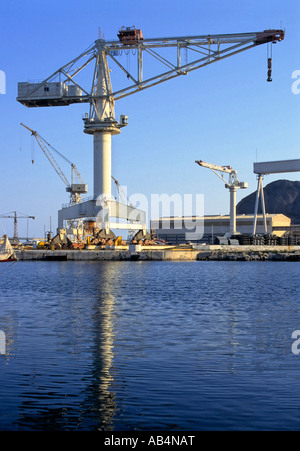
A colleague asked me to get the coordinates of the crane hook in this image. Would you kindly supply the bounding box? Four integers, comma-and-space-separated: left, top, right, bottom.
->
267, 57, 272, 82
267, 43, 273, 82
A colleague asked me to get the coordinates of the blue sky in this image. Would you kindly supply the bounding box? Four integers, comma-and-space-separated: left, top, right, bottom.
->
0, 0, 299, 237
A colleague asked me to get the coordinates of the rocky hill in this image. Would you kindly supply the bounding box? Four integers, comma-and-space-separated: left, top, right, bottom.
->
236, 180, 300, 224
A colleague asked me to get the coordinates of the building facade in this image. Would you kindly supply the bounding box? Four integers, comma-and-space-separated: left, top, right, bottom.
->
151, 214, 291, 244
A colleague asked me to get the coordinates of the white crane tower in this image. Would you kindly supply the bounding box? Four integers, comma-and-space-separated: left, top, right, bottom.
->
195, 160, 248, 236
17, 27, 284, 234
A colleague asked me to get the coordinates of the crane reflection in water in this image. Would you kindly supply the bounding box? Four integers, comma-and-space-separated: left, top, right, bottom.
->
13, 262, 120, 431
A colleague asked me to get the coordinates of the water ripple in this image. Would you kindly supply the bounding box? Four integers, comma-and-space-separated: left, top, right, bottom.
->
0, 261, 299, 430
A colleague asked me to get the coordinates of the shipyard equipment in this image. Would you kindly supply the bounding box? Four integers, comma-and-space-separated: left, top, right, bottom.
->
17, 28, 284, 234
21, 123, 87, 206
0, 211, 36, 243
111, 176, 131, 206
252, 159, 300, 235
195, 160, 248, 236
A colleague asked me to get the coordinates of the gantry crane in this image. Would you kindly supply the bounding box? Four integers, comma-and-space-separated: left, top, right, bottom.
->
252, 159, 300, 236
17, 27, 284, 233
21, 123, 87, 206
195, 160, 248, 236
0, 211, 36, 243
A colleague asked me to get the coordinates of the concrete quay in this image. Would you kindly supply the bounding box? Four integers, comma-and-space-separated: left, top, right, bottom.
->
15, 244, 300, 262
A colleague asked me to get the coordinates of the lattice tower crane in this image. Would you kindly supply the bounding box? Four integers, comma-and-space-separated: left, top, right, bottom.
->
21, 123, 87, 206
0, 211, 36, 243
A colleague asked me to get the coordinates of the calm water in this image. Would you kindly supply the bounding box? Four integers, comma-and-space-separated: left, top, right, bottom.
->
0, 260, 300, 431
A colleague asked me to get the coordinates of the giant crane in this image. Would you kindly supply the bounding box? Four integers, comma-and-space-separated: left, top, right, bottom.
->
195, 160, 248, 236
17, 27, 285, 233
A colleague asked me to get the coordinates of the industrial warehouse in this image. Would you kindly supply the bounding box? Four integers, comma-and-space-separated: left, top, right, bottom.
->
150, 214, 294, 245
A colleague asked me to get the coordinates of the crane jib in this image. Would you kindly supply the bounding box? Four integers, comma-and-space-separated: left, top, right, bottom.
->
16, 28, 285, 108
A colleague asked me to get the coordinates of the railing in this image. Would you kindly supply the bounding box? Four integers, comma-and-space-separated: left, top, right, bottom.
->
62, 196, 95, 209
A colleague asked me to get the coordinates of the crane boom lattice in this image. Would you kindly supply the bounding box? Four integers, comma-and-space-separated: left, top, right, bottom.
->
17, 29, 285, 108
21, 123, 87, 206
